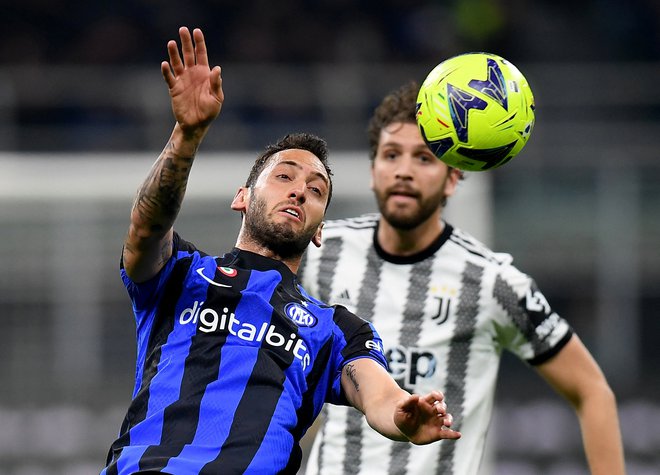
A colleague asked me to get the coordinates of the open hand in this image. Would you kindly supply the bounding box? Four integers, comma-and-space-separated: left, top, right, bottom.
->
161, 27, 224, 135
394, 390, 462, 445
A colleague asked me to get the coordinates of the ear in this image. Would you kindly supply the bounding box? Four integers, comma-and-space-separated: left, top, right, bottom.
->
369, 163, 375, 191
230, 186, 249, 212
444, 168, 462, 198
311, 221, 324, 248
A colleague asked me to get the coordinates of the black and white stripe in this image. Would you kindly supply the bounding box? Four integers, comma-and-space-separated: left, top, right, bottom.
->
301, 214, 572, 475
436, 262, 483, 474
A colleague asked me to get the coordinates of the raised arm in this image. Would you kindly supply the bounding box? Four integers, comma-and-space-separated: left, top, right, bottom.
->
536, 334, 626, 475
341, 358, 461, 444
123, 27, 224, 282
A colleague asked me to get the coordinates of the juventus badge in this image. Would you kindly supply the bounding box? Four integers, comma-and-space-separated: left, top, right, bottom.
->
431, 297, 451, 325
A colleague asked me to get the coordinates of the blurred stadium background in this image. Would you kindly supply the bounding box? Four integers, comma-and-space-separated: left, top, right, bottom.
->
1, 1, 659, 474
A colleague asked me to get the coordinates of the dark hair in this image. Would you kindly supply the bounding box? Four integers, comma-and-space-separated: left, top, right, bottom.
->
245, 132, 333, 208
367, 81, 419, 162
366, 81, 465, 181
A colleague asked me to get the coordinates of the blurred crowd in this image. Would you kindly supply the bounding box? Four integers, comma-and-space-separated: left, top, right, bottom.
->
1, 0, 659, 152
4, 0, 660, 66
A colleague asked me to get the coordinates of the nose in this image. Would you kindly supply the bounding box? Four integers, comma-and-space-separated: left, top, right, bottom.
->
288, 181, 306, 203
394, 155, 414, 180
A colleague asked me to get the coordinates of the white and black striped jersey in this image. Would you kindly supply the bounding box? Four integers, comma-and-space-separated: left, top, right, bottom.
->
298, 213, 573, 475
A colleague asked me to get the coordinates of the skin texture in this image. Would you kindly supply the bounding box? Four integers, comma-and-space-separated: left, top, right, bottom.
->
535, 336, 626, 474
123, 27, 461, 446
229, 150, 329, 272
371, 122, 462, 256
123, 27, 223, 283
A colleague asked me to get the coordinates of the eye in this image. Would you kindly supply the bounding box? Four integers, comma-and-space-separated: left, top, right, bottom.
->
308, 186, 322, 196
418, 154, 434, 163
277, 173, 291, 180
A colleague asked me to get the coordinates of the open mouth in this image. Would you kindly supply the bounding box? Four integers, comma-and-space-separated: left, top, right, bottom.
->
281, 207, 301, 220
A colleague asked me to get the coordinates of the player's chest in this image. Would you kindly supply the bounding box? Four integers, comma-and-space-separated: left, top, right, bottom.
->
176, 262, 333, 350
331, 259, 468, 329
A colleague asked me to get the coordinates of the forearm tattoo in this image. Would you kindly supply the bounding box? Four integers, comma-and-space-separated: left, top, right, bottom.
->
345, 364, 360, 392
133, 141, 194, 232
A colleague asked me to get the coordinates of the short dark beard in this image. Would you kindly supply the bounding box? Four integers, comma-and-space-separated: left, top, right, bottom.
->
243, 193, 316, 260
374, 186, 446, 230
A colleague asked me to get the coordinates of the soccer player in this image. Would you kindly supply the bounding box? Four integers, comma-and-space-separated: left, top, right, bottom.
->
300, 82, 626, 474
101, 28, 461, 475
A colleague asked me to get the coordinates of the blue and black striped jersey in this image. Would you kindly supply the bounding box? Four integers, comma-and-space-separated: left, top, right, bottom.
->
102, 233, 387, 475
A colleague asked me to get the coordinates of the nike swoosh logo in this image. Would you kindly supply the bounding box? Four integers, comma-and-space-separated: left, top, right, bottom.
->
196, 267, 232, 288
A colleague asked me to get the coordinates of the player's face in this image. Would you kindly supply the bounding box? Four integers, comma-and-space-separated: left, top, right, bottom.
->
233, 149, 330, 258
371, 122, 458, 230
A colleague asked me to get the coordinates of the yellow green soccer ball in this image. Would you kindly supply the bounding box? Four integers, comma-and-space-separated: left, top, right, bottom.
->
416, 53, 535, 171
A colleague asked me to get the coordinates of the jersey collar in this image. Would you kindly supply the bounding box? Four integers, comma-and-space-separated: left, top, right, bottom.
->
223, 248, 297, 280
372, 221, 453, 265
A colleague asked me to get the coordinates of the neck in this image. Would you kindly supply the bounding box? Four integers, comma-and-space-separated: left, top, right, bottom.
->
234, 232, 302, 274
377, 214, 444, 257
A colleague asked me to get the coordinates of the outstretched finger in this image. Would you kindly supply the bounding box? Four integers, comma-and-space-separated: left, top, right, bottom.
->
193, 28, 209, 66
179, 26, 195, 67
167, 39, 183, 76
439, 427, 462, 440
161, 61, 176, 89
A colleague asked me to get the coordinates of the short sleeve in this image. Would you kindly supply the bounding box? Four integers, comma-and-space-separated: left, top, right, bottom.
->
120, 232, 198, 314
326, 306, 388, 405
493, 264, 573, 365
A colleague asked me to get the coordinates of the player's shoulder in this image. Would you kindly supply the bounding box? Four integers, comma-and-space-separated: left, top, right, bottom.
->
321, 213, 379, 236
446, 225, 513, 268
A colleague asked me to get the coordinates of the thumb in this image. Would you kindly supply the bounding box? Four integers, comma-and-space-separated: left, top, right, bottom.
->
210, 66, 224, 102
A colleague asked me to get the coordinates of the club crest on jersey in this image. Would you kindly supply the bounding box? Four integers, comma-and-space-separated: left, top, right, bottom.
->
218, 266, 237, 277
431, 296, 452, 325
285, 302, 317, 327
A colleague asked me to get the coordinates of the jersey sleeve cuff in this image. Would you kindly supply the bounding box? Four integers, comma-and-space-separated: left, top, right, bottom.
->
526, 328, 574, 366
